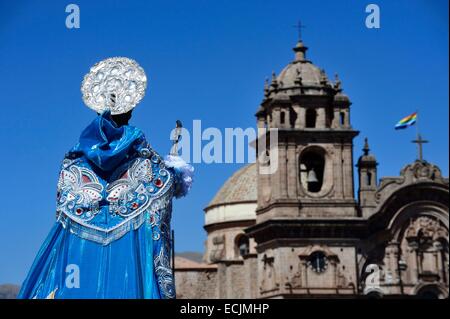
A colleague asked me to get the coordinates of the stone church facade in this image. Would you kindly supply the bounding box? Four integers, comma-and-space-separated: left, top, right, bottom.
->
174, 40, 449, 299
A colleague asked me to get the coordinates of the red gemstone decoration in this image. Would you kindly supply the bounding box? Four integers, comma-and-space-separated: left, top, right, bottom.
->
132, 202, 139, 209
81, 176, 88, 183
75, 208, 83, 215
154, 178, 163, 188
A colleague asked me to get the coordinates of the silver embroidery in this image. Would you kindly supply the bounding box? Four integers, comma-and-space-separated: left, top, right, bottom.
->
56, 154, 174, 246
57, 165, 103, 221
154, 244, 175, 299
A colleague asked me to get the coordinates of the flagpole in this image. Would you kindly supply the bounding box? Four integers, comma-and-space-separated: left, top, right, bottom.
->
415, 109, 420, 138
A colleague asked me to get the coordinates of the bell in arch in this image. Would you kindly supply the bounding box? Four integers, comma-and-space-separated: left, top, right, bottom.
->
307, 168, 319, 183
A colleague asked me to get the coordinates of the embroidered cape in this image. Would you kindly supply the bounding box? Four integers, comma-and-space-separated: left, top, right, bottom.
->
18, 112, 193, 299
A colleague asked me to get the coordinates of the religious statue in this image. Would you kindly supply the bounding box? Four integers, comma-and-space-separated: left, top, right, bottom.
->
18, 57, 193, 299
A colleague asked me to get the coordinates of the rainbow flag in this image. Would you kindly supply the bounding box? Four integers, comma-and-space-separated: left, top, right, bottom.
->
395, 112, 417, 130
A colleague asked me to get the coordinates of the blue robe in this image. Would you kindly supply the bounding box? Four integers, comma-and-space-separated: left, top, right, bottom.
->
18, 112, 193, 299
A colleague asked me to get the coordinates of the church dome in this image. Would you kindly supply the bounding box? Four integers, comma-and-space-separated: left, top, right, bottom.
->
277, 41, 326, 87
266, 40, 335, 97
206, 164, 257, 208
204, 164, 257, 227
277, 60, 324, 88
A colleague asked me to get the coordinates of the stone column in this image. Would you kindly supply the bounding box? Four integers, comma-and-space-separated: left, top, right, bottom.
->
287, 141, 297, 198
343, 144, 354, 199
332, 109, 340, 128
386, 242, 400, 284
408, 244, 419, 283
345, 109, 350, 128
256, 132, 272, 208
333, 144, 344, 199
434, 241, 444, 282
278, 142, 288, 198
272, 108, 281, 127
317, 108, 326, 129
257, 117, 266, 129
294, 106, 305, 129
284, 109, 291, 128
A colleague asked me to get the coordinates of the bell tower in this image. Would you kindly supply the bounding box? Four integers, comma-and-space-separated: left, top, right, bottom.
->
247, 40, 362, 298
255, 40, 359, 221
357, 138, 378, 217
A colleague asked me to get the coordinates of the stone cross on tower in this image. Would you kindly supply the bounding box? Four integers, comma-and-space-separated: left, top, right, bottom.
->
412, 134, 428, 162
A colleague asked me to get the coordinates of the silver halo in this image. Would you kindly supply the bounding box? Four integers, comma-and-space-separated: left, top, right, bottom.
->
81, 57, 147, 115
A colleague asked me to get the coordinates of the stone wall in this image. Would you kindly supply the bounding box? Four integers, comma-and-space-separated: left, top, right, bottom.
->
175, 269, 218, 299
217, 262, 248, 299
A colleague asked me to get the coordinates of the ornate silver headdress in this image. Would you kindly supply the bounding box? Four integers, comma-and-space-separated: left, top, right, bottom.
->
81, 57, 147, 115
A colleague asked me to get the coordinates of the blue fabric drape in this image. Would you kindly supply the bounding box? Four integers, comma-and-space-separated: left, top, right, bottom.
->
18, 221, 161, 299
18, 112, 175, 299
70, 111, 144, 173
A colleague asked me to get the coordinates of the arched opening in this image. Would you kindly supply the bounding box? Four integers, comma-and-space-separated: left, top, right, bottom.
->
366, 172, 372, 186
280, 111, 285, 125
339, 112, 345, 127
365, 291, 383, 299
300, 149, 325, 193
305, 109, 317, 128
307, 251, 328, 273
418, 291, 439, 299
289, 106, 297, 128
236, 235, 249, 257
416, 286, 442, 299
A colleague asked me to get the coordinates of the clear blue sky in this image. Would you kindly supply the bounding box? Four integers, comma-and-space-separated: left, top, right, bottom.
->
0, 0, 448, 285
